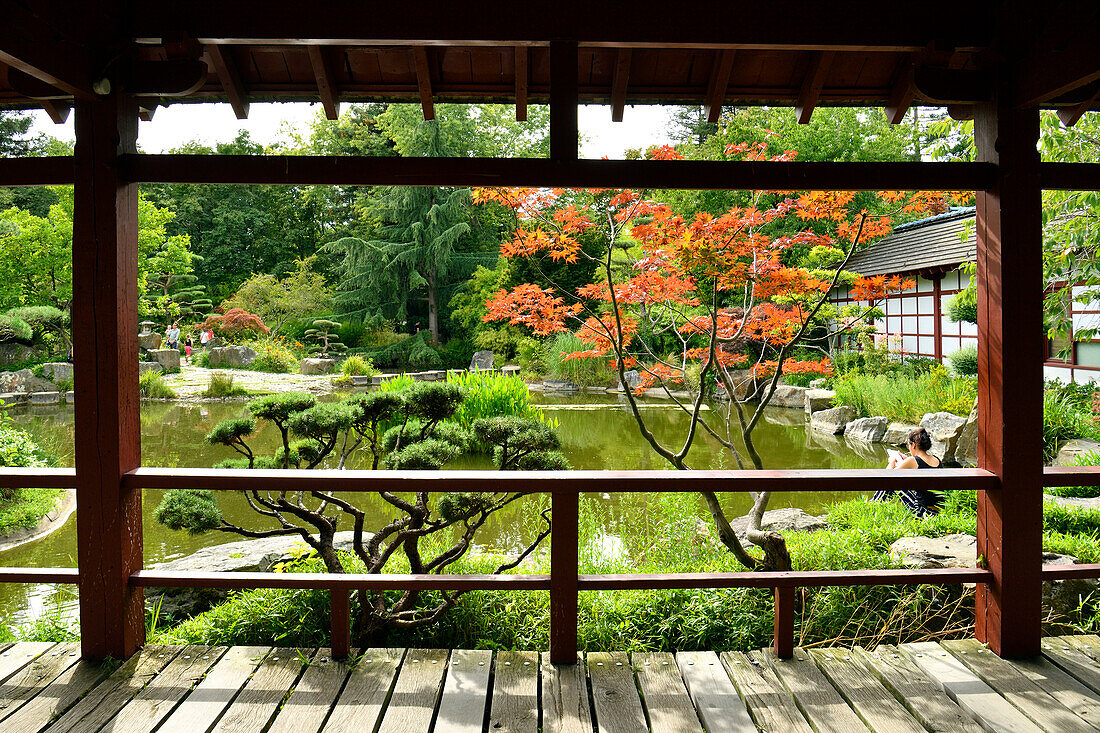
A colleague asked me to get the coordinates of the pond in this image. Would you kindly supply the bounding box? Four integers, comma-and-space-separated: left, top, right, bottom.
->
0, 392, 887, 624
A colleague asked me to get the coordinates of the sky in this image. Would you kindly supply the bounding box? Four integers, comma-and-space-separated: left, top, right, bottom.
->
27, 102, 676, 159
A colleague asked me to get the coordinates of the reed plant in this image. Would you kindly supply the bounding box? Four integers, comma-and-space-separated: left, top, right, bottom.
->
447, 371, 550, 431
831, 369, 976, 423
543, 332, 615, 387
139, 370, 177, 399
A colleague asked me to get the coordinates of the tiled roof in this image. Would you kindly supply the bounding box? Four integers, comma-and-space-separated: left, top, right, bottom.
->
843, 208, 976, 276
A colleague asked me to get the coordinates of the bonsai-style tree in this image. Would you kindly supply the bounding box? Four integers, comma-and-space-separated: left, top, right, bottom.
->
5, 306, 71, 352
475, 142, 965, 571
155, 382, 565, 642
305, 318, 348, 358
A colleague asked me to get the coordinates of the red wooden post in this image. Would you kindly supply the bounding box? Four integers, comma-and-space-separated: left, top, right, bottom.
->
773, 586, 794, 658
72, 91, 144, 660
550, 488, 579, 664
331, 588, 351, 659
974, 94, 1044, 658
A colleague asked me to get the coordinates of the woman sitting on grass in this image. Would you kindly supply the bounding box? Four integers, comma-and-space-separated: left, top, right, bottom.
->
873, 427, 943, 518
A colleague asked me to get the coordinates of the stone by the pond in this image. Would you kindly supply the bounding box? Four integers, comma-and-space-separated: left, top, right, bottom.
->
804, 388, 836, 414
138, 332, 162, 351
0, 343, 45, 367
619, 369, 642, 391
543, 379, 580, 392
28, 391, 59, 405
768, 384, 807, 408
64, 390, 74, 404
810, 405, 857, 434
39, 362, 73, 383
1055, 438, 1100, 467
208, 345, 257, 368
725, 369, 757, 400
890, 533, 976, 568
0, 368, 56, 394
501, 365, 521, 377
0, 392, 27, 405
149, 348, 180, 371
138, 361, 163, 375
1042, 551, 1098, 619
845, 416, 888, 443
920, 411, 969, 461
884, 422, 921, 446
809, 378, 828, 389
300, 357, 335, 375
730, 508, 829, 542
469, 350, 494, 371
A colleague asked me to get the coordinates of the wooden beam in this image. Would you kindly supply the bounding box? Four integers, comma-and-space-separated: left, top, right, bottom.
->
885, 63, 915, 124
550, 488, 579, 663
205, 44, 249, 119
1041, 162, 1100, 191
72, 92, 144, 661
795, 51, 834, 123
412, 46, 434, 120
41, 100, 71, 124
514, 46, 527, 121
1016, 17, 1100, 106
1057, 81, 1100, 127
0, 157, 75, 186
550, 40, 579, 161
127, 58, 208, 97
610, 48, 631, 122
0, 1, 95, 100
705, 50, 735, 123
974, 96, 1043, 659
914, 68, 992, 104
308, 46, 340, 119
138, 105, 156, 122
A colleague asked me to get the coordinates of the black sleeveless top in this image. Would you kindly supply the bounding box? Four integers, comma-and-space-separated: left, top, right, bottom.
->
914, 455, 940, 469
912, 455, 942, 510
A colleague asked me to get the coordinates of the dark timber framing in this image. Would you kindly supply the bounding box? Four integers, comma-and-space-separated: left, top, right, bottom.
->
0, 2, 1097, 665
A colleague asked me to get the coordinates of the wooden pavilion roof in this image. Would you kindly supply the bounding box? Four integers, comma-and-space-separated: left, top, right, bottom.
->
2, 1, 1098, 126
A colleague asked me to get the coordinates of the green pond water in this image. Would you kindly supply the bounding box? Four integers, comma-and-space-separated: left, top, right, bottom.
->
0, 392, 886, 624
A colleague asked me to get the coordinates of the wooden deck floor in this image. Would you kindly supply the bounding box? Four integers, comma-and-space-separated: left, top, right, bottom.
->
2, 636, 1100, 732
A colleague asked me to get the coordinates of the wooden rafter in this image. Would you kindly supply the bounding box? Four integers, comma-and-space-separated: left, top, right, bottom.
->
514, 46, 527, 121
308, 46, 340, 120
41, 100, 71, 124
610, 48, 631, 122
413, 46, 435, 120
138, 105, 157, 122
1015, 13, 1100, 106
1058, 80, 1100, 127
885, 62, 915, 124
0, 1, 94, 100
206, 44, 249, 119
705, 50, 735, 123
795, 51, 834, 124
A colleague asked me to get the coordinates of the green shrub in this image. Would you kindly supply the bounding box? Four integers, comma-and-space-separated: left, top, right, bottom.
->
831, 370, 976, 423
1043, 390, 1100, 462
340, 355, 378, 377
139, 370, 177, 399
783, 371, 828, 388
447, 371, 551, 433
898, 357, 939, 379
544, 332, 615, 387
948, 345, 978, 376
193, 350, 210, 368
0, 315, 33, 343
437, 339, 476, 370
248, 338, 298, 373
946, 291, 978, 324
516, 337, 546, 375
204, 372, 249, 398
408, 337, 442, 370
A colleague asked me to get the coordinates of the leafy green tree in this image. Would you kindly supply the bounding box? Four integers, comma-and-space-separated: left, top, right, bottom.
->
221, 255, 332, 334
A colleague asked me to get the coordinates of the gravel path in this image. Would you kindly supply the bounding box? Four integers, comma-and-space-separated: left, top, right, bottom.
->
162, 365, 339, 399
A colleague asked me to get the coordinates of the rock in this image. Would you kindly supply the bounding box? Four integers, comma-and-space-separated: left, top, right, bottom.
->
804, 389, 836, 414
469, 350, 495, 372
730, 508, 829, 543
138, 332, 162, 351
501, 365, 521, 377
543, 379, 579, 392
1042, 552, 1099, 619
890, 533, 976, 568
39, 362, 73, 383
0, 343, 44, 367
0, 392, 26, 405
300, 357, 335, 374
920, 412, 969, 462
1055, 438, 1100, 467
64, 390, 74, 404
809, 378, 828, 389
810, 405, 857, 434
619, 369, 642, 391
884, 422, 921, 446
138, 361, 163, 375
1044, 493, 1100, 510
208, 345, 257, 368
149, 348, 180, 371
767, 384, 807, 408
28, 391, 59, 405
206, 336, 224, 348
725, 369, 756, 400
844, 435, 885, 462
955, 399, 979, 467
0, 369, 57, 394
845, 416, 888, 443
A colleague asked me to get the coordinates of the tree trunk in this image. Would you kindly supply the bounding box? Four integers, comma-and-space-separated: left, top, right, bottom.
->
426, 268, 439, 343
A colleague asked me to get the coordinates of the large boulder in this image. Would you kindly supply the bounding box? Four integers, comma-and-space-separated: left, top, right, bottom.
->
0, 343, 44, 367
845, 416, 888, 443
1055, 438, 1100, 467
0, 369, 56, 394
804, 389, 836, 415
39, 362, 73, 383
619, 369, 643, 391
729, 508, 829, 543
810, 405, 857, 434
208, 345, 257, 368
148, 348, 180, 371
767, 384, 807, 409
724, 369, 757, 400
884, 422, 921, 446
890, 533, 976, 568
920, 411, 969, 462
469, 350, 494, 372
300, 357, 335, 374
138, 332, 162, 351
954, 399, 980, 467
543, 379, 579, 392
138, 361, 163, 375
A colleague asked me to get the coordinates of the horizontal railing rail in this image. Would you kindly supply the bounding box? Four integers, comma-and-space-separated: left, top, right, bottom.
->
0, 567, 80, 583
0, 468, 77, 489
1043, 465, 1100, 487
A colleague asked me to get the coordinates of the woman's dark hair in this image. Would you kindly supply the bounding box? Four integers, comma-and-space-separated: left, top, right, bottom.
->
908, 427, 932, 451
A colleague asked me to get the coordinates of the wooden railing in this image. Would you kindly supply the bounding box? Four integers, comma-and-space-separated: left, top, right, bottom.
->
3, 465, 1100, 659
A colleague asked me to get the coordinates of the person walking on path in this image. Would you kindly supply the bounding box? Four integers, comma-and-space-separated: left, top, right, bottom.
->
165, 322, 181, 351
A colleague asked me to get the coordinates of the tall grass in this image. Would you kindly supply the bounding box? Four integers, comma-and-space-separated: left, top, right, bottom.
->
831, 371, 976, 422
543, 332, 615, 387
139, 370, 177, 399
1043, 391, 1100, 462
447, 371, 551, 430
203, 372, 249, 398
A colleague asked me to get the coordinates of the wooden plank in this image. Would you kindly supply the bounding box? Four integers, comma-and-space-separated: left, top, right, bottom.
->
1043, 641, 1100, 695
100, 645, 224, 732
796, 51, 835, 123
266, 648, 347, 733
675, 651, 754, 733
852, 645, 983, 733
721, 651, 812, 733
1063, 634, 1100, 659
207, 44, 250, 118
211, 648, 310, 732
705, 50, 735, 122
412, 46, 435, 120
47, 645, 182, 732
807, 647, 926, 733
515, 46, 527, 121
308, 45, 340, 119
763, 647, 870, 733
633, 651, 703, 733
0, 643, 54, 684
158, 646, 270, 733
0, 656, 112, 731
587, 651, 647, 733
943, 638, 1093, 732
490, 650, 538, 732
902, 641, 1043, 733
0, 642, 79, 722
376, 648, 448, 733
320, 648, 403, 732
436, 648, 491, 733
610, 49, 631, 122
550, 487, 579, 663
541, 652, 592, 733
